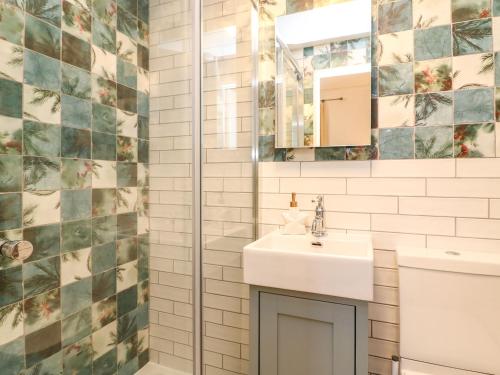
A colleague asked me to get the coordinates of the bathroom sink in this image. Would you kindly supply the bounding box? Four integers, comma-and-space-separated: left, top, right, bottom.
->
243, 230, 373, 301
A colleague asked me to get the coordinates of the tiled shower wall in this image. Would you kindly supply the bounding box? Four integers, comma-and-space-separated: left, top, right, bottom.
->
0, 0, 150, 372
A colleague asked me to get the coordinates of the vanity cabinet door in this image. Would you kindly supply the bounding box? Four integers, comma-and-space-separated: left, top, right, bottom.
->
259, 292, 355, 375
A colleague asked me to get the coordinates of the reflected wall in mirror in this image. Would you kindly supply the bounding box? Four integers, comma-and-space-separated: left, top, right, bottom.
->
260, 0, 372, 149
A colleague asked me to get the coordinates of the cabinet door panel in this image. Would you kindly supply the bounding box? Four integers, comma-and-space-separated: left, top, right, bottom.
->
260, 293, 355, 375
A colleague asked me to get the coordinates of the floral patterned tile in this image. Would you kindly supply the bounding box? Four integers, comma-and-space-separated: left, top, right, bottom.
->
116, 187, 137, 215
23, 256, 60, 298
93, 16, 117, 54
117, 136, 137, 162
93, 0, 117, 26
495, 0, 500, 16
415, 92, 454, 126
415, 58, 452, 93
117, 7, 137, 41
452, 0, 490, 23
93, 102, 117, 134
23, 223, 60, 262
0, 155, 22, 192
0, 193, 22, 231
19, 352, 63, 375
26, 0, 61, 27
93, 320, 117, 359
0, 3, 24, 46
61, 158, 93, 189
378, 94, 415, 128
23, 156, 61, 191
23, 191, 60, 227
379, 63, 413, 96
92, 188, 117, 216
61, 277, 92, 318
61, 219, 91, 253
0, 337, 24, 374
116, 260, 137, 293
413, 0, 451, 28
62, 63, 91, 100
25, 14, 61, 60
24, 288, 61, 335
92, 215, 117, 246
62, 0, 92, 42
92, 45, 117, 82
92, 74, 117, 107
117, 285, 136, 318
414, 25, 452, 61
378, 0, 412, 34
453, 19, 492, 56
92, 241, 116, 274
0, 265, 23, 307
454, 123, 495, 157
379, 127, 414, 159
23, 84, 61, 125
92, 268, 117, 303
117, 162, 137, 187
415, 125, 453, 158
62, 335, 93, 373
116, 236, 137, 266
0, 39, 23, 82
117, 109, 138, 137
137, 67, 149, 95
117, 32, 137, 66
377, 30, 413, 65
61, 127, 91, 158
93, 131, 118, 160
61, 307, 91, 348
61, 95, 92, 130
23, 121, 60, 157
92, 294, 116, 333
92, 160, 117, 188
0, 302, 24, 345
61, 247, 92, 285
24, 50, 61, 92
454, 87, 494, 123
94, 347, 117, 375
0, 117, 22, 155
452, 53, 494, 90
0, 78, 23, 119
117, 332, 137, 369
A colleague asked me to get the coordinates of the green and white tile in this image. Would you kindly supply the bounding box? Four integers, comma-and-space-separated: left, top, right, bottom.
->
22, 190, 60, 227
60, 247, 92, 285
0, 39, 23, 82
23, 84, 61, 125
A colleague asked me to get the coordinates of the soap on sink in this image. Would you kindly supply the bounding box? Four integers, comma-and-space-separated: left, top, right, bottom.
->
282, 192, 308, 235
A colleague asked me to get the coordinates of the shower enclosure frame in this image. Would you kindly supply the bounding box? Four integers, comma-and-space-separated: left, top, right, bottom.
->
189, 1, 259, 373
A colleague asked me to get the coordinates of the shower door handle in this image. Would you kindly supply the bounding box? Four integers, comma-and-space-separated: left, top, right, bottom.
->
0, 239, 33, 261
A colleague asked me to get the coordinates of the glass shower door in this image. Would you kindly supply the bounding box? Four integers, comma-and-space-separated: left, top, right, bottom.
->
148, 0, 195, 372
201, 1, 257, 374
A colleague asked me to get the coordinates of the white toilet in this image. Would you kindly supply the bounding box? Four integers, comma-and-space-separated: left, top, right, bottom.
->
397, 246, 500, 375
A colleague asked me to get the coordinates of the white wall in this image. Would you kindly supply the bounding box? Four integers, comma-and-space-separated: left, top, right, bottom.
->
258, 158, 500, 374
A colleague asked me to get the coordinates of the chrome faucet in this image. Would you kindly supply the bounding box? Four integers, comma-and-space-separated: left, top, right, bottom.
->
311, 195, 326, 237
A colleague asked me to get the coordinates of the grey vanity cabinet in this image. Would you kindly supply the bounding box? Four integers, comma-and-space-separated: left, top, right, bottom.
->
250, 286, 368, 375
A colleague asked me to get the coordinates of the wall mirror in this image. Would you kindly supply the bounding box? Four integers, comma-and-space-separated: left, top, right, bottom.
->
272, 0, 372, 148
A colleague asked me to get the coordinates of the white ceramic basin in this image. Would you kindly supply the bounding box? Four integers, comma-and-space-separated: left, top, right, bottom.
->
243, 230, 373, 301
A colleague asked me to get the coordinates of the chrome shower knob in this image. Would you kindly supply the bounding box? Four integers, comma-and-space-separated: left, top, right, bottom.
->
0, 239, 33, 261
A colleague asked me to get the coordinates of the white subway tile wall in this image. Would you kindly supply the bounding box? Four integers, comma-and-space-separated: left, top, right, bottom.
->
258, 158, 500, 375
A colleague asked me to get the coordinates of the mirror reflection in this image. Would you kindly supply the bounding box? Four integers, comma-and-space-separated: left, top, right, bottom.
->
274, 0, 372, 148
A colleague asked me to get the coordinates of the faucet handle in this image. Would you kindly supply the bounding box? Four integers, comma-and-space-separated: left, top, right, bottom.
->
311, 195, 324, 205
